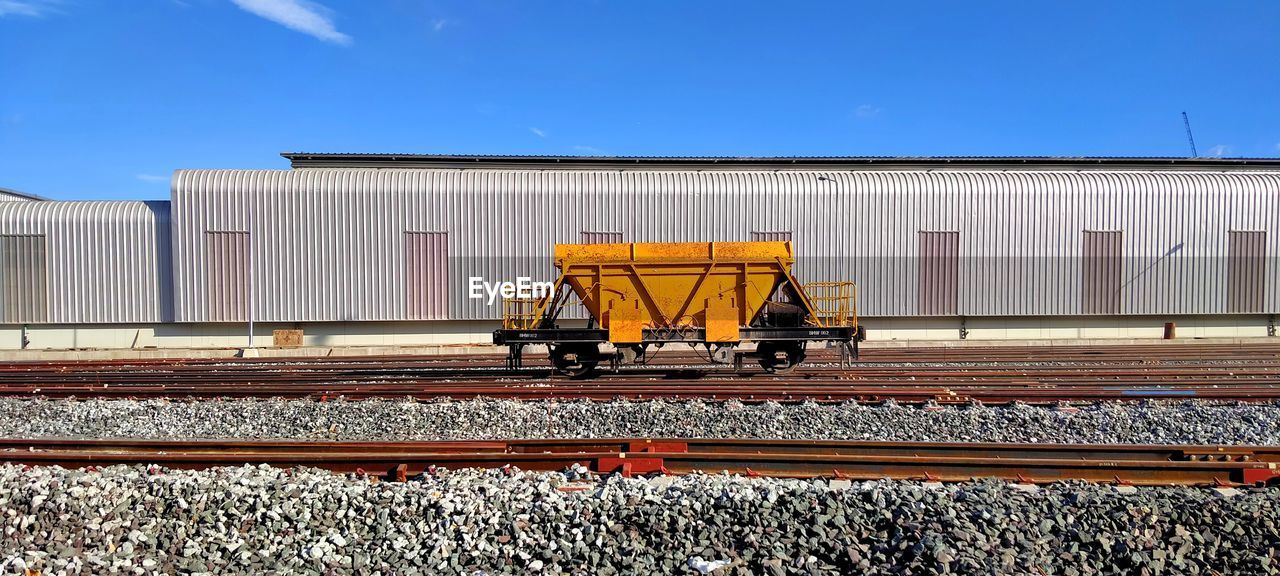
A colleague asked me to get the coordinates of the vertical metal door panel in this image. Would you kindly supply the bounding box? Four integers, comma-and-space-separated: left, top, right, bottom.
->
205, 231, 248, 322
0, 235, 48, 322
917, 231, 959, 315
1227, 231, 1265, 313
406, 232, 449, 320
580, 231, 623, 244
1082, 230, 1122, 314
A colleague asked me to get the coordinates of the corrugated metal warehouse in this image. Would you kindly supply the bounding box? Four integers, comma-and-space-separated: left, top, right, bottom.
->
2, 154, 1278, 350
0, 201, 172, 324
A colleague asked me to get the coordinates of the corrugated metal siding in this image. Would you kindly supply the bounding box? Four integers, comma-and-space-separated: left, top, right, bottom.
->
1082, 231, 1123, 315
918, 231, 959, 315
205, 231, 249, 322
405, 232, 449, 320
0, 235, 48, 322
170, 169, 1280, 321
0, 201, 171, 324
580, 231, 623, 244
1227, 231, 1266, 313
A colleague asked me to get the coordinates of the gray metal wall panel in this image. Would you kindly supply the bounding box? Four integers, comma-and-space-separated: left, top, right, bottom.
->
171, 169, 1280, 322
0, 201, 171, 324
1227, 231, 1266, 313
0, 235, 48, 322
405, 232, 449, 320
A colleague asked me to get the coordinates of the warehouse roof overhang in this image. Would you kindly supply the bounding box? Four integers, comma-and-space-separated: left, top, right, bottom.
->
282, 152, 1280, 171
0, 186, 49, 201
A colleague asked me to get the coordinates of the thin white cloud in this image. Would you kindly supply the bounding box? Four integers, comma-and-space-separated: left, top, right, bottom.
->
1206, 144, 1231, 158
230, 0, 352, 45
529, 127, 547, 138
0, 0, 60, 17
572, 145, 605, 155
431, 18, 449, 32
136, 174, 170, 183
853, 104, 881, 119
1274, 142, 1280, 153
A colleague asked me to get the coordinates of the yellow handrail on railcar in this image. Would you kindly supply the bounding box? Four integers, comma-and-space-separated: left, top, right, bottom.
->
501, 297, 541, 330
802, 281, 858, 329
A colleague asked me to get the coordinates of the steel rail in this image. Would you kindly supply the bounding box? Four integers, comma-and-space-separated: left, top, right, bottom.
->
7, 374, 1280, 388
3, 438, 1278, 486
4, 358, 1280, 380
2, 342, 1277, 371
8, 362, 1280, 376
5, 383, 1280, 403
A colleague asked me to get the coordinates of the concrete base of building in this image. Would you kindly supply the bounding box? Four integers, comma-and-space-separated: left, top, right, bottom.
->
869, 314, 1276, 341
0, 320, 499, 351
0, 315, 1275, 361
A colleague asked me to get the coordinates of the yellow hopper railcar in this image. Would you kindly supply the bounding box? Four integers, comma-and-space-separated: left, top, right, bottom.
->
493, 241, 864, 377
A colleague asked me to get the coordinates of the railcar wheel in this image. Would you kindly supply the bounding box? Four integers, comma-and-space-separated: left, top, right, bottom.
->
550, 343, 600, 378
758, 341, 805, 374
709, 344, 736, 364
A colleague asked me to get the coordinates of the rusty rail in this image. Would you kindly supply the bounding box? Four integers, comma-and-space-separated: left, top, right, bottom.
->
2, 342, 1278, 371
3, 438, 1279, 486
5, 381, 1280, 403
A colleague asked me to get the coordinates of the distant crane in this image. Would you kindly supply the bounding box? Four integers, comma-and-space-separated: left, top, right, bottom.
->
1181, 112, 1199, 158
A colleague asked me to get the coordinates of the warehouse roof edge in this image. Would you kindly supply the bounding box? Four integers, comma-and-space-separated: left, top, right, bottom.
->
282, 152, 1280, 171
0, 186, 49, 201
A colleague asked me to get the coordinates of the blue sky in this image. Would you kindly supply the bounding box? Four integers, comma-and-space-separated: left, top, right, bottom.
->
1, 1, 1278, 200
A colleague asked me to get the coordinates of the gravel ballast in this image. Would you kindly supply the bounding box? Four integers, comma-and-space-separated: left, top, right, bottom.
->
3, 464, 1279, 575
1, 398, 1280, 444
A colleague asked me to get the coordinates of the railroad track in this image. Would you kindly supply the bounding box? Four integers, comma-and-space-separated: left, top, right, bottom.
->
4, 437, 1278, 486
6, 342, 1278, 369
1, 343, 1278, 403
7, 380, 1280, 403
2, 343, 1278, 383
